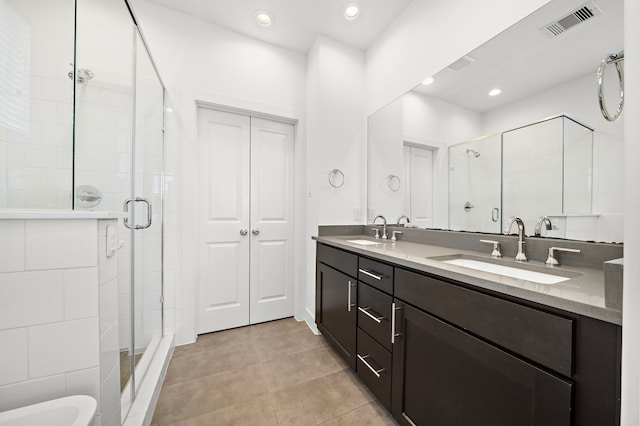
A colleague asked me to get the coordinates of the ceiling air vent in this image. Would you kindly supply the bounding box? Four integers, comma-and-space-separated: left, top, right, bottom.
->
540, 1, 602, 37
447, 55, 476, 71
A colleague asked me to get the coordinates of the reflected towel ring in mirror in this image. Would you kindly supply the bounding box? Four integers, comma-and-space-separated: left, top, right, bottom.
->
597, 50, 624, 122
328, 169, 345, 188
388, 174, 401, 192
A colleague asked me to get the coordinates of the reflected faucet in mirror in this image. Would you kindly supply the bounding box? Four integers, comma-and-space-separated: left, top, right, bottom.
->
504, 216, 527, 262
373, 215, 388, 239
535, 216, 553, 237
397, 215, 410, 226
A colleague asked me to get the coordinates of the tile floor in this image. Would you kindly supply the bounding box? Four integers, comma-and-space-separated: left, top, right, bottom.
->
151, 318, 397, 425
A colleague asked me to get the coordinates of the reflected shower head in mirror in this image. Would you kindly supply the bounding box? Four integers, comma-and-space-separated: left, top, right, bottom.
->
466, 149, 480, 158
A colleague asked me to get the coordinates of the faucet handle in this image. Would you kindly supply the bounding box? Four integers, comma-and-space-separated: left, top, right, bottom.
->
479, 239, 502, 258
371, 228, 380, 239
545, 247, 581, 267
391, 231, 403, 241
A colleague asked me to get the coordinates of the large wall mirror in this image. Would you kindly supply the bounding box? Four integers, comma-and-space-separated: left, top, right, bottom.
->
367, 0, 623, 243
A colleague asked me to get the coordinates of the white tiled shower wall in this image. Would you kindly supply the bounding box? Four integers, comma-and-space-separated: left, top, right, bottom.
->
0, 0, 75, 209
0, 218, 121, 426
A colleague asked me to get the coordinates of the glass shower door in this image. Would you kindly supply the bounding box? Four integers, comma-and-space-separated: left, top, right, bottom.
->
126, 29, 164, 398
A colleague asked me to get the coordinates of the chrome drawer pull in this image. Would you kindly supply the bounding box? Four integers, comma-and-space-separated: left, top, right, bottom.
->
359, 268, 384, 280
358, 306, 384, 324
347, 280, 356, 312
357, 354, 384, 378
391, 302, 402, 344
402, 413, 418, 426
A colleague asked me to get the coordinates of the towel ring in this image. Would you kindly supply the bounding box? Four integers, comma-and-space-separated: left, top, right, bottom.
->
597, 50, 624, 122
387, 174, 401, 192
328, 169, 345, 188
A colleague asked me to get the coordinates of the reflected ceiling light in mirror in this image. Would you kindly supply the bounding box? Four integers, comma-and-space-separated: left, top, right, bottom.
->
344, 3, 362, 20
255, 10, 274, 27
489, 88, 502, 97
422, 77, 435, 86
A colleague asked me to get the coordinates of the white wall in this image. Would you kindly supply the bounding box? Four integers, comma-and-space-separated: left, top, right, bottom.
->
622, 0, 640, 422
304, 34, 366, 329
131, 0, 308, 344
365, 0, 552, 115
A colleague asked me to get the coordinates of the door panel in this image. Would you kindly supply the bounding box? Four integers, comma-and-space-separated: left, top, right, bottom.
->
392, 302, 572, 426
197, 109, 250, 333
250, 117, 294, 324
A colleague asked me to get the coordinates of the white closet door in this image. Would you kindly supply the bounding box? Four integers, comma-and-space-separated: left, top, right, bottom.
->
197, 108, 251, 333
409, 146, 434, 228
249, 117, 295, 324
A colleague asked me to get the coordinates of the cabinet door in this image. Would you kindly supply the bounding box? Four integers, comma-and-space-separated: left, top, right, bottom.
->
392, 302, 572, 426
316, 262, 357, 369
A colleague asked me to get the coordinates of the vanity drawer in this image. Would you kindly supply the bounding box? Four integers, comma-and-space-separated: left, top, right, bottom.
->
357, 327, 392, 410
358, 282, 393, 350
358, 257, 393, 294
317, 243, 358, 278
395, 268, 574, 377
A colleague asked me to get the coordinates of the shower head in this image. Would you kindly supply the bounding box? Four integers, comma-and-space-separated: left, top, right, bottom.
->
466, 149, 480, 158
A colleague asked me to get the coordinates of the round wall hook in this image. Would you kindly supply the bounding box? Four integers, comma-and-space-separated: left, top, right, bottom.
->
387, 174, 401, 192
328, 169, 345, 188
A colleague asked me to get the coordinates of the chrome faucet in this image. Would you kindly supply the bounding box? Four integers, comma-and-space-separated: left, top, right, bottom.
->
534, 216, 552, 237
373, 215, 388, 239
504, 216, 527, 262
397, 215, 410, 226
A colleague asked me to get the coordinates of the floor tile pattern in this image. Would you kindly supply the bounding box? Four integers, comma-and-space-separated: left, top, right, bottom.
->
151, 318, 397, 425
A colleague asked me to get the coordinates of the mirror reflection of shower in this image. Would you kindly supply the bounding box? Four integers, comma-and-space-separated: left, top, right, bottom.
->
67, 63, 94, 84
466, 148, 481, 158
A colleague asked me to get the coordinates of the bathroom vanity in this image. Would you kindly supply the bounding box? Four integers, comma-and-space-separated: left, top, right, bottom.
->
315, 228, 622, 426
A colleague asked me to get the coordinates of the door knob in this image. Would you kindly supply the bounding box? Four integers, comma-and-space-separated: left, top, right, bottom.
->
252, 228, 260, 235
240, 229, 248, 236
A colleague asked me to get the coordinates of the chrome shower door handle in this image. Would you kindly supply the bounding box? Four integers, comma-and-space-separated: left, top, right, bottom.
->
252, 228, 260, 235
240, 229, 248, 236
123, 197, 152, 230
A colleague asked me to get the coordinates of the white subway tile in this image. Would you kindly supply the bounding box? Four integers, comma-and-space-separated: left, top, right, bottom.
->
100, 323, 119, 384
64, 268, 99, 320
66, 367, 101, 411
0, 328, 28, 386
0, 220, 25, 273
0, 270, 64, 330
0, 374, 66, 411
99, 278, 118, 335
25, 220, 98, 270
100, 363, 121, 426
28, 318, 99, 378
25, 144, 58, 168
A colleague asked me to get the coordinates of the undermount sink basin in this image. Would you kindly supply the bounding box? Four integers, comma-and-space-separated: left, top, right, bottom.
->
431, 255, 578, 285
347, 239, 383, 246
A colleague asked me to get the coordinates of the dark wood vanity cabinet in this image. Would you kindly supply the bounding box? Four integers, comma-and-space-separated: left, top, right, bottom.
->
391, 301, 572, 426
315, 242, 621, 426
316, 244, 358, 369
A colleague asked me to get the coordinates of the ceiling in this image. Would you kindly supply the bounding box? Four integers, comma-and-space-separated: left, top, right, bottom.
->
142, 0, 413, 53
412, 0, 624, 113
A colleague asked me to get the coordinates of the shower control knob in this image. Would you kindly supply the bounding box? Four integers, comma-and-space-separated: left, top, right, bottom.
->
240, 229, 248, 236
252, 228, 260, 235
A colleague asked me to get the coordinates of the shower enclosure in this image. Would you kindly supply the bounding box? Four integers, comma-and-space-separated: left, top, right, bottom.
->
0, 0, 165, 418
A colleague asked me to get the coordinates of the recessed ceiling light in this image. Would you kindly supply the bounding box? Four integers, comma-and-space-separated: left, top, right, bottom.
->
344, 3, 362, 20
422, 77, 435, 86
489, 88, 502, 97
254, 10, 274, 27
